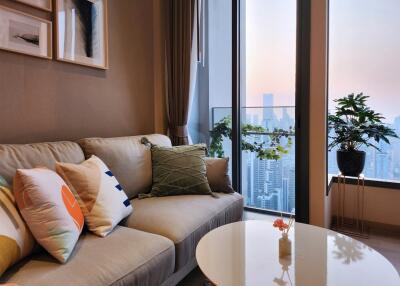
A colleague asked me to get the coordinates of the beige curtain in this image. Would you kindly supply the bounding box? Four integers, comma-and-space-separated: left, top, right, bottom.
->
166, 0, 197, 146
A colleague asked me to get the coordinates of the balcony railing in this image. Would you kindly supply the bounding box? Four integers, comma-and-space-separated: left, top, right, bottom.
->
210, 106, 296, 214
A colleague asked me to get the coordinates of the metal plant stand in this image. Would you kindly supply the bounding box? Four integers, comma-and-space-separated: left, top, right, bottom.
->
334, 173, 369, 238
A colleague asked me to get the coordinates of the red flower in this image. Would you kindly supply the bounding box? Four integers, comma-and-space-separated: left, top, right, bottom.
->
273, 218, 289, 231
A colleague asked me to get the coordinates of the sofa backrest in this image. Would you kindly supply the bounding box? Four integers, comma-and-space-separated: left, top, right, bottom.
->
0, 141, 85, 186
78, 134, 172, 199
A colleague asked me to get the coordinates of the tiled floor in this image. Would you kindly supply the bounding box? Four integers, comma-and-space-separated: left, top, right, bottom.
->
178, 211, 400, 286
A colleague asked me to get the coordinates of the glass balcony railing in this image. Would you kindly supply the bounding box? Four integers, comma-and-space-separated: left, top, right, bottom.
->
210, 107, 296, 214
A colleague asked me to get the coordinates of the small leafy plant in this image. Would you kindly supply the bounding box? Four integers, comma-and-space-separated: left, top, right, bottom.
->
328, 93, 398, 151
209, 116, 294, 160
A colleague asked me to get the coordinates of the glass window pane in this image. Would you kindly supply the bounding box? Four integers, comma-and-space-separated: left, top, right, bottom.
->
240, 0, 297, 214
329, 0, 400, 181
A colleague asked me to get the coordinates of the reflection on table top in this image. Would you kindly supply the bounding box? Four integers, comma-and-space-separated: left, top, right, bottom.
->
196, 221, 400, 286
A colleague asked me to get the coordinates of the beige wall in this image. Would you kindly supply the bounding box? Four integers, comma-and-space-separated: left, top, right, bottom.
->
152, 0, 168, 135
330, 183, 400, 226
309, 0, 329, 227
0, 0, 162, 144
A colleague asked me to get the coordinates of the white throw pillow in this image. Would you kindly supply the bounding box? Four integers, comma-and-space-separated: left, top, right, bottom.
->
13, 168, 84, 263
56, 155, 133, 237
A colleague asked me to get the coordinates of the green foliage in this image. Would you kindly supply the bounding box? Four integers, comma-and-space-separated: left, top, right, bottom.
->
209, 116, 294, 160
328, 93, 399, 151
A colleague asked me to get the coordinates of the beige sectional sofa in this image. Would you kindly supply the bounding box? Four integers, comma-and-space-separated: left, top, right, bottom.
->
0, 134, 244, 286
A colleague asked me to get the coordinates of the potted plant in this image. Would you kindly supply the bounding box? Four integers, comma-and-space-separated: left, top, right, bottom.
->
328, 93, 399, 177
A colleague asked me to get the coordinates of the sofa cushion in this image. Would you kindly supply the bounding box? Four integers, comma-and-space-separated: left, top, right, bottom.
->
56, 156, 133, 237
123, 193, 244, 271
205, 157, 234, 193
78, 135, 172, 199
1, 226, 175, 286
14, 168, 85, 263
0, 142, 85, 186
141, 143, 214, 198
0, 186, 36, 276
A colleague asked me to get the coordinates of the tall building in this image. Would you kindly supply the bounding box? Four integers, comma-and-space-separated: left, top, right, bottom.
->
288, 168, 296, 213
263, 93, 275, 129
282, 178, 289, 212
393, 117, 400, 180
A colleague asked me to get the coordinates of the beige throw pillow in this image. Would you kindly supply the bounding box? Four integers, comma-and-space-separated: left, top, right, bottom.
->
56, 156, 133, 237
205, 157, 234, 193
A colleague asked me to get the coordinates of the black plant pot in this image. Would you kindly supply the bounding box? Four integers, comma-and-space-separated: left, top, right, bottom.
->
336, 150, 366, 177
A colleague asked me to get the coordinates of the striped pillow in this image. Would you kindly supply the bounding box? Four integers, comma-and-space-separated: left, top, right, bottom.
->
0, 186, 35, 276
56, 155, 133, 237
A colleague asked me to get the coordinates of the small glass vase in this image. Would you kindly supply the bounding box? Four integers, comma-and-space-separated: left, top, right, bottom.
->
279, 233, 292, 258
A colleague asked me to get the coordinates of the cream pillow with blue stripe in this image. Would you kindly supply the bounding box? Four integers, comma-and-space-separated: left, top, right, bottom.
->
56, 155, 133, 237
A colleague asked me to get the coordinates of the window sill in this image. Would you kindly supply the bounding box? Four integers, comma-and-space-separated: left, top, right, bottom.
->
328, 174, 400, 195
244, 206, 293, 218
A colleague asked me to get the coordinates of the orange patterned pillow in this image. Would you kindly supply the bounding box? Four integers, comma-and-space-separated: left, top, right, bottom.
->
13, 168, 84, 263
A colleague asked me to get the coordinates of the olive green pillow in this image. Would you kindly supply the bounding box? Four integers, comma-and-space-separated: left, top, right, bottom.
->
0, 175, 10, 189
140, 138, 216, 198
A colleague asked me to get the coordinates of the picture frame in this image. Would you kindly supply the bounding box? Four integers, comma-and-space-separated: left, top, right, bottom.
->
0, 5, 52, 59
14, 0, 52, 12
55, 0, 109, 69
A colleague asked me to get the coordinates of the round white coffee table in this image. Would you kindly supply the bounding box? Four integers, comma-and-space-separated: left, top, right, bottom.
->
196, 220, 399, 286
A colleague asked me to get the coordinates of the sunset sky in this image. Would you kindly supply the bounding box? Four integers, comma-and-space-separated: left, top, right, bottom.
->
245, 0, 400, 123
245, 0, 296, 108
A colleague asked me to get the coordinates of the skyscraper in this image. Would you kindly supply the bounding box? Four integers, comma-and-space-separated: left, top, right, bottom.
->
263, 93, 274, 129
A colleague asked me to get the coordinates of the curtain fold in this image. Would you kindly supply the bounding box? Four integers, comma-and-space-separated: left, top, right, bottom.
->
166, 0, 197, 146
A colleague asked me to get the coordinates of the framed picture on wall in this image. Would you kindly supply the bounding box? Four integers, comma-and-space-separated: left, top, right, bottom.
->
55, 0, 108, 69
15, 0, 52, 12
0, 5, 52, 59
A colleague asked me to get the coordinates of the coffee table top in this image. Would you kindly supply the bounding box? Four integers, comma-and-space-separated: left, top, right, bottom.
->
196, 220, 399, 286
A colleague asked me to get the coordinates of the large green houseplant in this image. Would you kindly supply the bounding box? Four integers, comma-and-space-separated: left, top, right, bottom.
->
209, 116, 294, 160
328, 93, 399, 177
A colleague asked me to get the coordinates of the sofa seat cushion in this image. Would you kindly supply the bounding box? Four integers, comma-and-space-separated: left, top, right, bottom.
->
123, 193, 244, 271
1, 226, 175, 286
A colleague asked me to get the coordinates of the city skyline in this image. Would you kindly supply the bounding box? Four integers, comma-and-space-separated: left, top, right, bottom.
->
243, 94, 295, 213
215, 92, 399, 214
241, 0, 400, 213
198, 0, 400, 214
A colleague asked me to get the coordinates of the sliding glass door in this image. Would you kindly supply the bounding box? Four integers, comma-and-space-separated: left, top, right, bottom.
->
239, 0, 297, 214
190, 0, 309, 220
